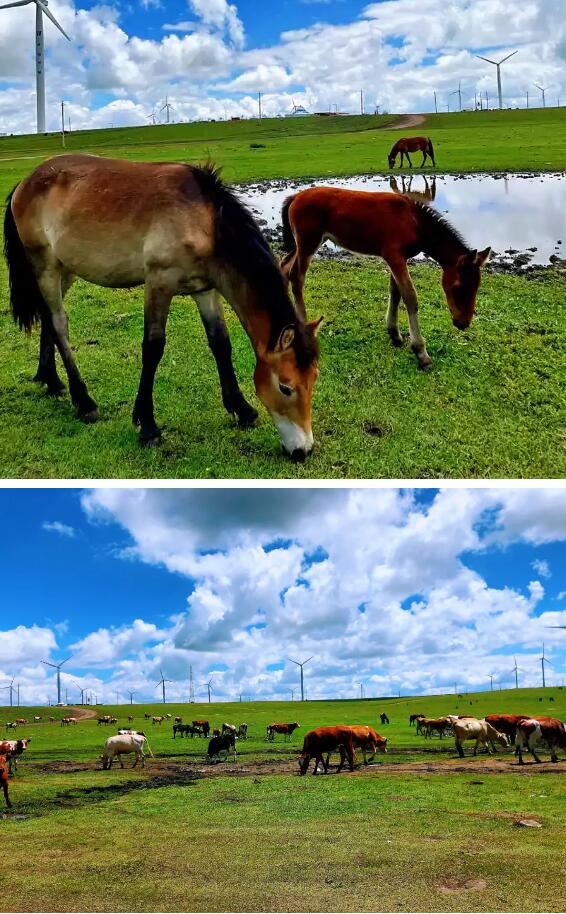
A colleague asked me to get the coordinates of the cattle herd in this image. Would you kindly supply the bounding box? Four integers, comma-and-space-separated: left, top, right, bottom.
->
0, 708, 564, 808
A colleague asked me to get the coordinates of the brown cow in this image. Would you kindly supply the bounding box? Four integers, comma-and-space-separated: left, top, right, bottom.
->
0, 755, 11, 808
298, 726, 356, 775
326, 725, 387, 771
422, 717, 451, 739
266, 722, 300, 742
192, 720, 210, 738
516, 717, 566, 765
485, 714, 531, 746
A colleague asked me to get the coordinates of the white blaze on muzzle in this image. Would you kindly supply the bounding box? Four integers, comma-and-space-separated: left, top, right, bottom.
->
272, 413, 313, 455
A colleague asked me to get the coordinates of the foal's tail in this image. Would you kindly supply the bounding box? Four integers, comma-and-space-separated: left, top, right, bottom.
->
281, 195, 297, 254
427, 138, 435, 162
3, 187, 45, 331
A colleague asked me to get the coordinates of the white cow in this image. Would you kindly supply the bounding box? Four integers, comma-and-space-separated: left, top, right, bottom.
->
453, 717, 509, 758
101, 734, 146, 769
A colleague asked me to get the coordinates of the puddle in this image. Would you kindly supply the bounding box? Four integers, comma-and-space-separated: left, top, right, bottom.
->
237, 172, 566, 266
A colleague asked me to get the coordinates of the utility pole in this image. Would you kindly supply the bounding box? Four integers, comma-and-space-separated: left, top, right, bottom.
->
288, 657, 313, 702
258, 91, 262, 120
61, 100, 65, 148
289, 688, 295, 702
189, 665, 195, 703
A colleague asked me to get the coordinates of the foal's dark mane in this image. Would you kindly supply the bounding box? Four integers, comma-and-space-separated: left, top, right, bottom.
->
413, 201, 469, 262
189, 163, 318, 367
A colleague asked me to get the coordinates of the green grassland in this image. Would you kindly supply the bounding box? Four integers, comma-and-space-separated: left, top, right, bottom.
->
1, 258, 564, 479
2, 688, 565, 912
1, 109, 566, 196
1, 107, 565, 479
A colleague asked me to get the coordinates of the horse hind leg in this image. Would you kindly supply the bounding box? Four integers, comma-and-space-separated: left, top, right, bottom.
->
193, 290, 258, 428
36, 265, 98, 421
289, 233, 321, 320
34, 272, 74, 395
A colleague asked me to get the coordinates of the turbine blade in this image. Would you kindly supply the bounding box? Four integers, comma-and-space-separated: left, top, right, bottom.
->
0, 0, 33, 8
499, 49, 518, 64
35, 0, 71, 40
476, 55, 496, 64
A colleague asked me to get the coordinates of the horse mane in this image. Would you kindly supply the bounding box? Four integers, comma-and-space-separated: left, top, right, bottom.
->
412, 201, 469, 256
189, 162, 318, 367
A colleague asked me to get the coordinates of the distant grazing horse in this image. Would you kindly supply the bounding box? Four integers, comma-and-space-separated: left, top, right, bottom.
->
380, 713, 390, 725
4, 155, 322, 461
388, 136, 435, 169
281, 187, 490, 370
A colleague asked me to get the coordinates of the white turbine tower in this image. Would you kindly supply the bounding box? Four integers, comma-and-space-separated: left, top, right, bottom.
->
0, 0, 71, 134
475, 50, 518, 110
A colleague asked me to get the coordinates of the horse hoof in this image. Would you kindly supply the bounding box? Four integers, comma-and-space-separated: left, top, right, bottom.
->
388, 332, 404, 348
46, 382, 66, 397
78, 407, 99, 423
237, 406, 259, 429
139, 429, 161, 447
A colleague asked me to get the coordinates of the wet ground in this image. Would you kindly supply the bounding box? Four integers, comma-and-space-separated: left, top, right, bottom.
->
237, 172, 566, 271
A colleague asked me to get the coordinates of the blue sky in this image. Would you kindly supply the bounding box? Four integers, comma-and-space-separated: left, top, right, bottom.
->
3, 487, 566, 706
0, 0, 563, 134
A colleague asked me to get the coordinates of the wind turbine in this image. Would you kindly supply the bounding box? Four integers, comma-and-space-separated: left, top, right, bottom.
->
71, 680, 87, 705
288, 656, 313, 702
155, 669, 172, 704
450, 81, 462, 111
475, 50, 518, 109
201, 678, 214, 703
540, 644, 552, 688
127, 689, 136, 705
146, 106, 158, 126
534, 83, 549, 108
510, 656, 526, 689
0, 0, 71, 133
160, 96, 174, 124
0, 677, 16, 707
488, 673, 495, 691
42, 656, 72, 704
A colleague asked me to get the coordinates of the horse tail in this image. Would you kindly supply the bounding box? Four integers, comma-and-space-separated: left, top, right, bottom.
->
3, 187, 45, 331
427, 138, 435, 161
281, 194, 297, 254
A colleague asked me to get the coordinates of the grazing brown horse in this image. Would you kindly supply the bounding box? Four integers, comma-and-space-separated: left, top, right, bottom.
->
0, 755, 11, 808
388, 136, 435, 169
4, 155, 322, 460
281, 187, 490, 369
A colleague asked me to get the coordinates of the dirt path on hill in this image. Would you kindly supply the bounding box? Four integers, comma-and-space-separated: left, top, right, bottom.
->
379, 113, 427, 131
67, 706, 98, 720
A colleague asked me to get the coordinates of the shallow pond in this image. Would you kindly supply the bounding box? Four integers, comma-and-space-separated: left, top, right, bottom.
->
238, 172, 566, 266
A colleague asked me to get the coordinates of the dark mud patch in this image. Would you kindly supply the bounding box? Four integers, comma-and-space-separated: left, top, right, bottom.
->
438, 877, 488, 893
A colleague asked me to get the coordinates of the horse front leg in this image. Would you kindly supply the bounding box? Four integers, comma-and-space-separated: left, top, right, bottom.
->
36, 265, 98, 421
406, 153, 413, 168
386, 273, 403, 347
387, 258, 432, 370
193, 290, 258, 428
132, 276, 173, 445
34, 317, 65, 395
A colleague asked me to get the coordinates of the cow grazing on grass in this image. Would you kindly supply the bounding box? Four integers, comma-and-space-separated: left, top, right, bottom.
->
453, 718, 509, 758
101, 733, 147, 769
515, 717, 566, 765
422, 717, 452, 739
152, 716, 164, 725
34, 716, 42, 722
267, 722, 300, 742
299, 726, 356, 776
485, 714, 531, 747
380, 713, 390, 725
222, 723, 237, 737
0, 756, 11, 808
174, 717, 183, 724
127, 716, 135, 723
192, 720, 210, 738
61, 717, 77, 726
5, 722, 17, 730
173, 723, 198, 738
14, 719, 27, 726
0, 739, 31, 775
97, 715, 112, 726
237, 724, 248, 740
144, 713, 151, 720
118, 729, 145, 737
48, 717, 56, 723
212, 728, 221, 737
207, 732, 236, 763
325, 725, 387, 771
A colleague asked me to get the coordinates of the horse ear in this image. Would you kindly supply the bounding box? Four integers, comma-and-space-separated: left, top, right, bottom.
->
273, 324, 295, 353
308, 316, 324, 336
475, 246, 491, 266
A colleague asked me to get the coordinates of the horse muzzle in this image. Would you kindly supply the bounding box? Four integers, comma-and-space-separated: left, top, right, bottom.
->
452, 318, 471, 331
